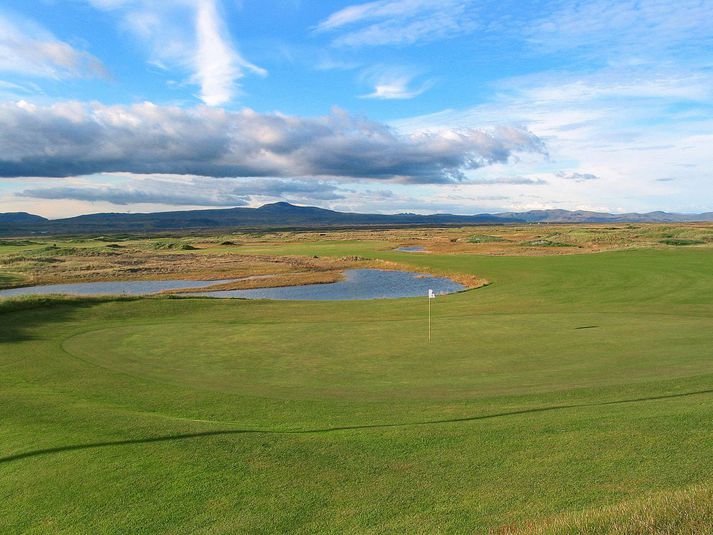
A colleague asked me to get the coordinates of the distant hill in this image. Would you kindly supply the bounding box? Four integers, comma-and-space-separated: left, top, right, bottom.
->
1, 202, 712, 236
497, 209, 713, 223
0, 212, 48, 224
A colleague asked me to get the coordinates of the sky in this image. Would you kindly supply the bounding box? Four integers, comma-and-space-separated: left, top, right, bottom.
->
0, 0, 711, 218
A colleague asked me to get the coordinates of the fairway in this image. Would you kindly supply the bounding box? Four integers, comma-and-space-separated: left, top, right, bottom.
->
2, 246, 713, 532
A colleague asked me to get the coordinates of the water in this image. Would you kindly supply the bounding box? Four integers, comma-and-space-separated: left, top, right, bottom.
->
0, 279, 235, 298
0, 269, 465, 301
189, 269, 464, 300
394, 246, 426, 252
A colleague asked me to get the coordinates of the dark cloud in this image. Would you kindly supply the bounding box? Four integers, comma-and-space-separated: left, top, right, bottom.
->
0, 101, 545, 183
19, 177, 345, 206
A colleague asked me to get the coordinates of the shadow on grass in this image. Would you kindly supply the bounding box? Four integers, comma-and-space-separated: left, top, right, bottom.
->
3, 387, 712, 464
0, 296, 136, 343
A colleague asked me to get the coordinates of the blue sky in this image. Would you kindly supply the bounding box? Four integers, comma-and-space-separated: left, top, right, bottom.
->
0, 0, 711, 217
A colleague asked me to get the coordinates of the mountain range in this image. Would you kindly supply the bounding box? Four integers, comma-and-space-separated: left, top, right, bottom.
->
1, 202, 712, 236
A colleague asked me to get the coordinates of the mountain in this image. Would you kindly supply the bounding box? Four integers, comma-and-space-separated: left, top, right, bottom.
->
0, 202, 517, 235
498, 209, 713, 223
0, 212, 48, 224
1, 203, 712, 236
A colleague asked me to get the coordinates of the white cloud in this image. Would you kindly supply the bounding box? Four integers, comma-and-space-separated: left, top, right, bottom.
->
0, 12, 106, 79
88, 0, 264, 105
315, 0, 477, 47
358, 67, 433, 100
193, 0, 266, 105
393, 63, 713, 213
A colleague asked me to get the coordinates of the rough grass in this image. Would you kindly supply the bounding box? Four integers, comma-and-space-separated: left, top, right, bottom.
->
500, 484, 713, 534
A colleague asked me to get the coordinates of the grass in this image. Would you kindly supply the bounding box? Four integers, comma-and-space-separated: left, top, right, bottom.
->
2, 232, 713, 532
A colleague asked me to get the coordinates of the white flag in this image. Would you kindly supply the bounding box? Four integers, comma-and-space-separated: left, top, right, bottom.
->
428, 289, 436, 299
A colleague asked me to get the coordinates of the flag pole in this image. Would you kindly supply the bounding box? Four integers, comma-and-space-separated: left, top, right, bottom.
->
428, 289, 432, 341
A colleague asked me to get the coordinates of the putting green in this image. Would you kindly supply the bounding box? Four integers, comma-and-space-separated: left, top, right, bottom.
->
62, 311, 713, 401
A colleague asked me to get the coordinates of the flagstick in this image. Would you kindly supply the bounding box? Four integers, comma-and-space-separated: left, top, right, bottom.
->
428, 292, 431, 342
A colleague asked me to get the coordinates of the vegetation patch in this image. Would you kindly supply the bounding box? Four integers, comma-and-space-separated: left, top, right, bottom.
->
148, 241, 197, 251
93, 235, 135, 242
659, 238, 705, 246
0, 240, 38, 247
467, 234, 508, 243
521, 239, 576, 247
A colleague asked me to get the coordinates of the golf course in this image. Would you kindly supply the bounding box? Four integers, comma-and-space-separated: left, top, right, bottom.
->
2, 231, 713, 533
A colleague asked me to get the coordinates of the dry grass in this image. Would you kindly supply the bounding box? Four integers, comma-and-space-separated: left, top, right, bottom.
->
165, 270, 345, 293
495, 484, 713, 535
196, 223, 713, 257
0, 248, 365, 287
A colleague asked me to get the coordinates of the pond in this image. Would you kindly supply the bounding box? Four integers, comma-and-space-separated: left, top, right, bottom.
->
0, 269, 465, 301
188, 269, 464, 300
0, 279, 235, 298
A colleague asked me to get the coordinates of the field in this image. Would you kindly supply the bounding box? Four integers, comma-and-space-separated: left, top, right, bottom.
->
2, 224, 713, 533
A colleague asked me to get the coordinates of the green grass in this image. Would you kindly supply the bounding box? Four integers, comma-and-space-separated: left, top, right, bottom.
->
0, 272, 24, 288
2, 247, 713, 533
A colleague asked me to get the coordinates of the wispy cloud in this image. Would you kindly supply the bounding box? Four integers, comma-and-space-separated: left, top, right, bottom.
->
315, 0, 477, 47
0, 11, 106, 79
527, 0, 713, 57
88, 0, 264, 105
359, 66, 434, 100
0, 101, 545, 184
193, 0, 265, 105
